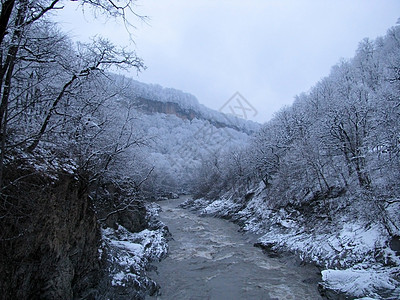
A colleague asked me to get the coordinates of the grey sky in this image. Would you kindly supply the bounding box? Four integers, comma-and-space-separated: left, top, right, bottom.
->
55, 1, 400, 123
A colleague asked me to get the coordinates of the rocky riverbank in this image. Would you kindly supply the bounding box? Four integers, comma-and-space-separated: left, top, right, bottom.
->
181, 187, 400, 299
0, 154, 169, 299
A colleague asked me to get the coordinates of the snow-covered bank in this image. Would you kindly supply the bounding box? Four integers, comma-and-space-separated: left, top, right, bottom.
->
182, 189, 400, 299
99, 202, 169, 299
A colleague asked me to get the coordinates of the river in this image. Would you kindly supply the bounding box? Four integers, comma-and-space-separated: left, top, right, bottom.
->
147, 196, 324, 300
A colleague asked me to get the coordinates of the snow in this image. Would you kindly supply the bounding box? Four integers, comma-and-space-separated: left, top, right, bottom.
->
117, 75, 261, 134
202, 199, 237, 215
183, 191, 400, 299
256, 221, 388, 269
321, 265, 399, 299
109, 240, 144, 256
102, 223, 168, 292
112, 271, 131, 287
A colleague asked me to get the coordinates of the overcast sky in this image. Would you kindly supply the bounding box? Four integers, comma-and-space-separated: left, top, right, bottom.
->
55, 0, 400, 123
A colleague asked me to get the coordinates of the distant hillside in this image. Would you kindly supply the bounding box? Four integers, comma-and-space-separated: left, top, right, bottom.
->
114, 75, 260, 135
0, 7, 262, 299
110, 75, 261, 194
185, 23, 400, 300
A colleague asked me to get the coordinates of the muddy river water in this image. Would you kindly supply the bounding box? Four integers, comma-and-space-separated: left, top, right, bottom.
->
148, 196, 324, 300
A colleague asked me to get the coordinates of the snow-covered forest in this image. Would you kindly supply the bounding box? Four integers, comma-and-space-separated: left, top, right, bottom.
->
188, 24, 400, 299
0, 1, 256, 298
1, 0, 399, 299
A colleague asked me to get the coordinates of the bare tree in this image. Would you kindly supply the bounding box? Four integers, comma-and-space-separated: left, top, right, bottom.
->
0, 0, 145, 185
26, 37, 144, 152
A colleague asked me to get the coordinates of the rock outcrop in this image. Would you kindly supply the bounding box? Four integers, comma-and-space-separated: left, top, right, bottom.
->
0, 162, 100, 299
0, 157, 170, 299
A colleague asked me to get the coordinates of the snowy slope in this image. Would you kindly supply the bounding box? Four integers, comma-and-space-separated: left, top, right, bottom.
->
182, 188, 400, 299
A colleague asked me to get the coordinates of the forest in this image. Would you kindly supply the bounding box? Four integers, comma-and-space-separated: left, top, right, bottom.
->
0, 1, 254, 298
189, 22, 400, 299
0, 0, 399, 299
0, 1, 166, 298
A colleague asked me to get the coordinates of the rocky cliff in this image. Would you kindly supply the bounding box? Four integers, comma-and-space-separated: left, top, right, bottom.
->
0, 161, 100, 299
134, 97, 253, 132
135, 97, 197, 121
0, 155, 169, 299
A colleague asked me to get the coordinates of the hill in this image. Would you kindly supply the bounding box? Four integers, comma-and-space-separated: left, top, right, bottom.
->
186, 23, 400, 299
110, 76, 260, 195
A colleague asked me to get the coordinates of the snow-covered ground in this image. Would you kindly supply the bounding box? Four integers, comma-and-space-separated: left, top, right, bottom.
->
100, 202, 169, 299
182, 191, 400, 299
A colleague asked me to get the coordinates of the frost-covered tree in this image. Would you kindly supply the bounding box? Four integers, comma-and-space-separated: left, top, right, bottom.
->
194, 22, 400, 232
0, 0, 146, 185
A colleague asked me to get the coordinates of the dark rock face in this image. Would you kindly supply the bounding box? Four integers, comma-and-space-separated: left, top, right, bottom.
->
0, 165, 100, 299
103, 200, 148, 234
135, 97, 197, 121
389, 235, 400, 255
253, 242, 281, 258
134, 97, 250, 133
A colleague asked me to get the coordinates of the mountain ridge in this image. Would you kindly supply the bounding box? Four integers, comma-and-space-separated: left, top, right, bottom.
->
113, 75, 261, 135
133, 96, 259, 134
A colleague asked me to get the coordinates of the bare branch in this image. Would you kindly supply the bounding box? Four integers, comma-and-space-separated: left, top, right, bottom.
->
98, 198, 139, 222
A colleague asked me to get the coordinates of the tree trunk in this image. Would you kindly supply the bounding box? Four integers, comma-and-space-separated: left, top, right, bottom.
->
0, 0, 27, 187
27, 74, 77, 152
0, 0, 15, 47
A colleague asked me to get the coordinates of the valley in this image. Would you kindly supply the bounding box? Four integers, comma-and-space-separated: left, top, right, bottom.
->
147, 196, 322, 300
1, 3, 399, 299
